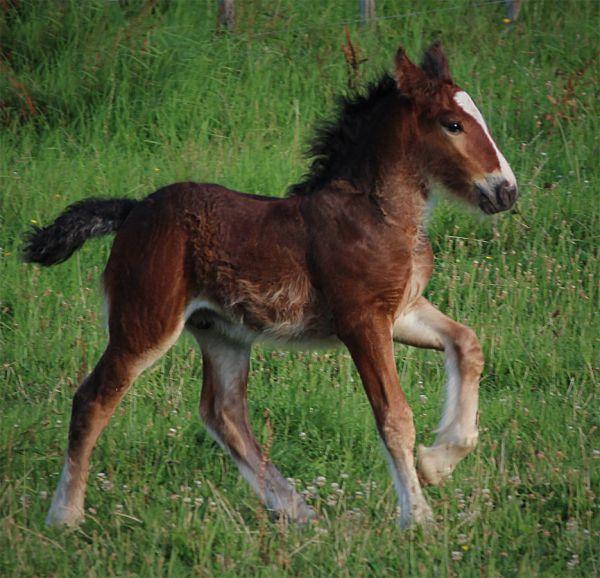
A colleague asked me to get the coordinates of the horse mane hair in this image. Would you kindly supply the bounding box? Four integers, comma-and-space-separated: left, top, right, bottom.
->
287, 73, 402, 197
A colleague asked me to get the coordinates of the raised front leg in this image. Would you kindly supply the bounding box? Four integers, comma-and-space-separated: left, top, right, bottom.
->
191, 329, 315, 523
393, 297, 483, 486
338, 314, 432, 528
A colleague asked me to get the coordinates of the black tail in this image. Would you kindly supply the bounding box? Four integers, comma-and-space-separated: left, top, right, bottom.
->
23, 197, 140, 266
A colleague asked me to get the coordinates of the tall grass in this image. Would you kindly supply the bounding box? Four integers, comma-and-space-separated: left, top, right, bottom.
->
0, 1, 598, 576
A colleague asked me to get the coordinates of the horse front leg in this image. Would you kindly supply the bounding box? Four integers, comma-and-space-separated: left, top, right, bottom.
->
338, 313, 433, 528
393, 297, 483, 486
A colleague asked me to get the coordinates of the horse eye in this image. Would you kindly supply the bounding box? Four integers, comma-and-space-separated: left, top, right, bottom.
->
443, 121, 463, 134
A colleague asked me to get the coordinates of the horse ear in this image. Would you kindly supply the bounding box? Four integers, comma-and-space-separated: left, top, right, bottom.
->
421, 41, 452, 83
394, 47, 427, 99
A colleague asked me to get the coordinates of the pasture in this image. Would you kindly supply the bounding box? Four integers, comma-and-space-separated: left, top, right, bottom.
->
0, 1, 597, 576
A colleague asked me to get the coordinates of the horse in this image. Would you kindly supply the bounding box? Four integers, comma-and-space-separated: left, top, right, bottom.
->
24, 42, 518, 529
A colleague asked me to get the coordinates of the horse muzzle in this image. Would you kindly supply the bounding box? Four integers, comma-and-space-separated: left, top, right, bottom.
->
476, 178, 518, 214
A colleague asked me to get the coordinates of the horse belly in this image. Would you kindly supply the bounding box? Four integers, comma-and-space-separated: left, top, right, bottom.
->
184, 282, 336, 348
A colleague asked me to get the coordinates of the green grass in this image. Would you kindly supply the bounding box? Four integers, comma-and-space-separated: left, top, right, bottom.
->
0, 0, 598, 576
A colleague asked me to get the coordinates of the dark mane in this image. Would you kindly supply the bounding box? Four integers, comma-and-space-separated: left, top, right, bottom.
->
287, 73, 400, 197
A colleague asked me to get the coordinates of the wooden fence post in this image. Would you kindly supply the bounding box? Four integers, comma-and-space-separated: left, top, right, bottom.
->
505, 0, 523, 23
359, 0, 376, 25
217, 0, 235, 31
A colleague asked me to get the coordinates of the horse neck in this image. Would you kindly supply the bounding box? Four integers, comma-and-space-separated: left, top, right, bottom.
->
302, 95, 429, 236
367, 104, 429, 224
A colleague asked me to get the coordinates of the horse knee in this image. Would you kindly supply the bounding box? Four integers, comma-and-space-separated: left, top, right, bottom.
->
456, 326, 484, 374
382, 405, 416, 454
199, 395, 230, 437
70, 375, 105, 426
199, 396, 216, 429
74, 358, 133, 417
72, 378, 94, 411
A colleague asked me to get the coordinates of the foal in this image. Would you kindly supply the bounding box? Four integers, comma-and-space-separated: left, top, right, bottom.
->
25, 43, 517, 529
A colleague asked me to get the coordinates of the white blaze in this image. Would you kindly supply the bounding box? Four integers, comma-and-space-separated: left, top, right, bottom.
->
453, 91, 516, 187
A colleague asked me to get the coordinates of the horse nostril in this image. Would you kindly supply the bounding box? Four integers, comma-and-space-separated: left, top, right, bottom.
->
496, 181, 518, 207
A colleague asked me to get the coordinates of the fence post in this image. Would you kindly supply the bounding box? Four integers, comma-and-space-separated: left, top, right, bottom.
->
359, 0, 376, 25
217, 0, 235, 31
505, 0, 523, 23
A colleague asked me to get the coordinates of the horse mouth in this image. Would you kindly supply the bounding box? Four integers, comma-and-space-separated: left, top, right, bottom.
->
476, 181, 518, 214
478, 193, 504, 214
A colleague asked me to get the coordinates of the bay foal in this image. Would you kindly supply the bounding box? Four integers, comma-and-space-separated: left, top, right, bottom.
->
25, 43, 517, 529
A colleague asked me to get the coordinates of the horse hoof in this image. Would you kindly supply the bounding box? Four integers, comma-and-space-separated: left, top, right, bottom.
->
45, 504, 84, 528
398, 502, 434, 529
417, 444, 453, 486
294, 505, 318, 526
417, 440, 476, 486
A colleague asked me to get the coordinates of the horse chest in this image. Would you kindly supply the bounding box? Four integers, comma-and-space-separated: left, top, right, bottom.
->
392, 246, 434, 319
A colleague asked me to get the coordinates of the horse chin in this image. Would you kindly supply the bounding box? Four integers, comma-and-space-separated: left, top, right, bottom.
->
428, 180, 485, 213
478, 195, 504, 215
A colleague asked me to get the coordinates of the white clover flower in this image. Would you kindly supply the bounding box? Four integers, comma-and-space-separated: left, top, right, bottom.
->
101, 480, 114, 491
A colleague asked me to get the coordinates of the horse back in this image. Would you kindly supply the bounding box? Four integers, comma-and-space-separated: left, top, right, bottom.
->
106, 182, 331, 342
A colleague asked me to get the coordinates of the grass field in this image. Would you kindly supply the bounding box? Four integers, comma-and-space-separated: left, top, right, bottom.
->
0, 1, 598, 576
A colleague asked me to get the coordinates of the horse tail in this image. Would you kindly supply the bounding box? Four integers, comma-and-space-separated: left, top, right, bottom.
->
22, 197, 140, 266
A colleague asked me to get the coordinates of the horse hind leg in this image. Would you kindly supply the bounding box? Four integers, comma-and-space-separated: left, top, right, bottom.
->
46, 294, 186, 527
192, 328, 315, 523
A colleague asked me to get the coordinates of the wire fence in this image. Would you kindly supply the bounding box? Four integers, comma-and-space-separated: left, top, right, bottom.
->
151, 0, 521, 56
224, 0, 511, 39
